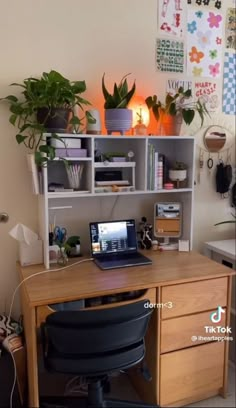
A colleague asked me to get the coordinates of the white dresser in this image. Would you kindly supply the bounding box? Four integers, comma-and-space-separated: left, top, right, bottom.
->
204, 239, 235, 364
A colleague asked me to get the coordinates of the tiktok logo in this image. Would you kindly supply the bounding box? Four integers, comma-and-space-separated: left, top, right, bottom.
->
210, 306, 225, 323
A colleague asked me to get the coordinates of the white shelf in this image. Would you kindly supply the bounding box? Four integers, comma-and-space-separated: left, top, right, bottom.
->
94, 161, 136, 168
47, 187, 193, 199
53, 157, 92, 161
148, 188, 193, 193
48, 191, 91, 198
39, 135, 195, 268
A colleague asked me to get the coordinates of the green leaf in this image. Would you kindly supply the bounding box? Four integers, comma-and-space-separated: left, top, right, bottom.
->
102, 73, 110, 101
152, 105, 160, 122
9, 114, 17, 125
86, 110, 96, 124
69, 116, 81, 125
2, 95, 18, 103
125, 81, 136, 106
16, 134, 28, 144
113, 83, 121, 104
169, 102, 177, 116
34, 152, 48, 166
39, 145, 55, 160
72, 81, 86, 94
145, 96, 155, 109
184, 89, 192, 98
166, 94, 174, 107
182, 109, 195, 125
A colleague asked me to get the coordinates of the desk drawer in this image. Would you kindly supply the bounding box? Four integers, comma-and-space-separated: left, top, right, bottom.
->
161, 277, 227, 319
160, 342, 224, 406
161, 309, 226, 353
36, 287, 156, 328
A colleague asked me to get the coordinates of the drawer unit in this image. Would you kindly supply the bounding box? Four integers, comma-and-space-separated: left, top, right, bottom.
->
161, 309, 226, 353
161, 277, 228, 319
160, 342, 225, 406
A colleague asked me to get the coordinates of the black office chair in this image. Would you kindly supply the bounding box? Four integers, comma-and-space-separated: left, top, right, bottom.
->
40, 299, 159, 408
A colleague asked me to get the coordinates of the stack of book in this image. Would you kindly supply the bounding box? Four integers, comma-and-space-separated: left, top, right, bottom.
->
147, 144, 166, 190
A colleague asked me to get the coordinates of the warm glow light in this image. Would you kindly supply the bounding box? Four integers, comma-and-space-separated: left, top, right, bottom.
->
129, 95, 150, 128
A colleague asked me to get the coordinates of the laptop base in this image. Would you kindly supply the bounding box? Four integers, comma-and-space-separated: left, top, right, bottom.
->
94, 253, 152, 270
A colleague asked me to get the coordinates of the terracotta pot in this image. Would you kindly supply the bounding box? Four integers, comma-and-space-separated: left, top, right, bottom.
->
159, 113, 182, 136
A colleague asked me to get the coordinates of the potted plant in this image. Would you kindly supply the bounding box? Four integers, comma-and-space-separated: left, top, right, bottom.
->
102, 73, 136, 135
1, 70, 94, 165
145, 87, 209, 136
169, 161, 187, 185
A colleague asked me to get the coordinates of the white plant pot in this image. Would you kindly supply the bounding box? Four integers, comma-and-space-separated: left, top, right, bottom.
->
169, 169, 187, 181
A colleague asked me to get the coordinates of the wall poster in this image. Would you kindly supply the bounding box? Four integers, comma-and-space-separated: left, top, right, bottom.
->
156, 38, 184, 73
225, 8, 236, 50
166, 79, 192, 95
187, 9, 223, 78
157, 0, 185, 38
194, 81, 220, 112
223, 52, 236, 115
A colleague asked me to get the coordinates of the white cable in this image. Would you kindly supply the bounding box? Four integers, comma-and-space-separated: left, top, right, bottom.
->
7, 257, 94, 408
9, 350, 17, 408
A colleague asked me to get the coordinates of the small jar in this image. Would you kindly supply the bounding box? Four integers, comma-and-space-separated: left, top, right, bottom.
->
152, 240, 158, 251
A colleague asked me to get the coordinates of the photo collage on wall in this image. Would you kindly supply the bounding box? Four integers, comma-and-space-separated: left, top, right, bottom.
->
156, 0, 236, 115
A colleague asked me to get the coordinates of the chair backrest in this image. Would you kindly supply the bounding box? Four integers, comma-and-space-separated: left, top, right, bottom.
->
44, 300, 152, 355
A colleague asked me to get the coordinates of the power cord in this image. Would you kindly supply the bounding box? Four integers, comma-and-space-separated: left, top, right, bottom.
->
6, 257, 94, 408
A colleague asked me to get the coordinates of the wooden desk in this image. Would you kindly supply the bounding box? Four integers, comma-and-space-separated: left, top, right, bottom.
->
18, 251, 235, 407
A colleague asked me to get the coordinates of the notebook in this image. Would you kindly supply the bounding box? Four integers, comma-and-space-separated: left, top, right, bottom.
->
89, 219, 152, 270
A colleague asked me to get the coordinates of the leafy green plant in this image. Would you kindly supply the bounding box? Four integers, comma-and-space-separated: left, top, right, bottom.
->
104, 151, 126, 159
1, 70, 94, 165
145, 87, 209, 126
171, 161, 187, 170
102, 73, 136, 109
214, 213, 236, 226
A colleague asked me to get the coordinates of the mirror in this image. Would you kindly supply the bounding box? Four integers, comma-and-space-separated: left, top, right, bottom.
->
204, 126, 227, 152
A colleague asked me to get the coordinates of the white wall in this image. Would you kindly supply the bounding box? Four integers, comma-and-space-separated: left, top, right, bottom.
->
0, 0, 235, 316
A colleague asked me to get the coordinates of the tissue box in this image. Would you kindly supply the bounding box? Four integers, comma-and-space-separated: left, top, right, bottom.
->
19, 240, 43, 266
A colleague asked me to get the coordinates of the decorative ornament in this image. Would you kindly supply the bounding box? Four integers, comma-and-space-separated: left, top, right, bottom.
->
215, 1, 221, 9
127, 151, 135, 161
203, 0, 210, 5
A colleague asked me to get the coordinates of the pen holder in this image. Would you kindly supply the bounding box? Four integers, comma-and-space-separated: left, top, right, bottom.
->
66, 164, 84, 190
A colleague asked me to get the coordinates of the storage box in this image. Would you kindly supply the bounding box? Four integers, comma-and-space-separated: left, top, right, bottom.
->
55, 148, 87, 157
51, 137, 81, 148
19, 240, 43, 266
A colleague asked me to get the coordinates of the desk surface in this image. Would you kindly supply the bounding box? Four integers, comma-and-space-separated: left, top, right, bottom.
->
18, 251, 235, 307
205, 239, 236, 260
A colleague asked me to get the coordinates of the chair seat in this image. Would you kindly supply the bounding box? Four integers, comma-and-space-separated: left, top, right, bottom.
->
46, 341, 145, 375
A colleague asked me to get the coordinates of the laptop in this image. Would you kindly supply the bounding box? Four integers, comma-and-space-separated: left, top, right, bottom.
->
89, 219, 152, 270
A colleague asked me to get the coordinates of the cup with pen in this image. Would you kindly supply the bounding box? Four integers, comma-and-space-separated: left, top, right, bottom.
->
53, 226, 68, 265
66, 163, 84, 190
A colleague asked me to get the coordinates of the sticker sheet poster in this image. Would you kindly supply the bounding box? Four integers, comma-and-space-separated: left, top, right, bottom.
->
158, 0, 185, 38
187, 9, 223, 78
194, 81, 220, 112
156, 38, 184, 73
225, 8, 236, 50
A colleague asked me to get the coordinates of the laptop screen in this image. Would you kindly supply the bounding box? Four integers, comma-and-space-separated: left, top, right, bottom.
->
90, 219, 137, 256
